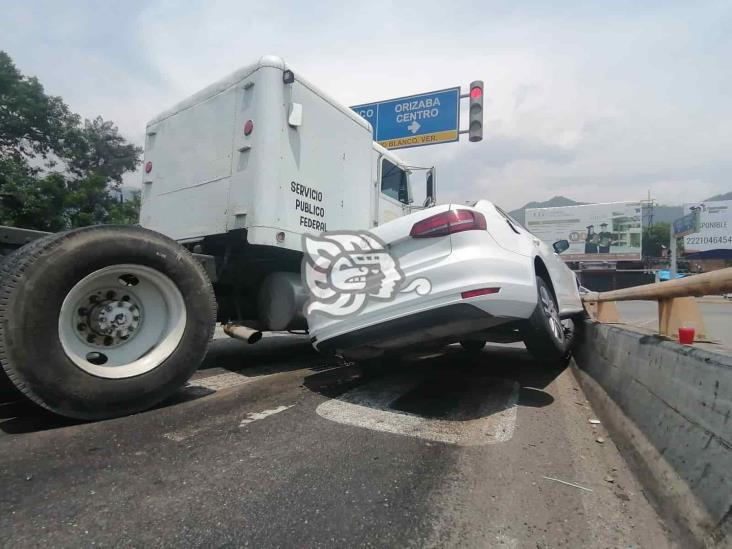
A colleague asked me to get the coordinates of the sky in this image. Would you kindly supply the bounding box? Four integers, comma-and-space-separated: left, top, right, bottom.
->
1, 0, 730, 210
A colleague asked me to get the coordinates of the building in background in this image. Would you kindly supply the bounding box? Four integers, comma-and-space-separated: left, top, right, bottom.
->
525, 202, 643, 261
682, 200, 732, 272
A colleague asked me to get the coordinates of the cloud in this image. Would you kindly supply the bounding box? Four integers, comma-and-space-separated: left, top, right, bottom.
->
2, 0, 730, 208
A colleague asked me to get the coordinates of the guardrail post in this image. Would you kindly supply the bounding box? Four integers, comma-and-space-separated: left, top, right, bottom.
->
582, 268, 731, 343
585, 300, 621, 323
657, 297, 708, 341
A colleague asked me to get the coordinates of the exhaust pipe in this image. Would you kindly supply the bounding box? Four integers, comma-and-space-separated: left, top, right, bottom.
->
223, 323, 263, 344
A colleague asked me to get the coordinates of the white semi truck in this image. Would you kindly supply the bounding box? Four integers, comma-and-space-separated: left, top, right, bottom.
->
0, 55, 436, 419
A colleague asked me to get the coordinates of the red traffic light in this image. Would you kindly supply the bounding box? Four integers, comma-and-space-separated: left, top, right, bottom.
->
470, 86, 483, 99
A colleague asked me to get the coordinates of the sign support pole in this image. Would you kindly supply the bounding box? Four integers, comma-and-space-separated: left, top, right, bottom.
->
670, 224, 677, 279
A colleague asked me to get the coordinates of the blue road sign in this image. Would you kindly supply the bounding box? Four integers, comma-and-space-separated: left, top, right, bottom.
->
351, 87, 460, 150
673, 210, 700, 238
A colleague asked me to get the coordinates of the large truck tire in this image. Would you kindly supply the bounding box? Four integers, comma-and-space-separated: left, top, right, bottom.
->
0, 225, 217, 420
521, 276, 574, 365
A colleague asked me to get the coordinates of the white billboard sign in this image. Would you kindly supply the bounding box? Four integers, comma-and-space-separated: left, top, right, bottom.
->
683, 200, 732, 252
525, 201, 643, 261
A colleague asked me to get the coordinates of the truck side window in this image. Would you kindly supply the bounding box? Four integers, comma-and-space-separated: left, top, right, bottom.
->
381, 159, 409, 204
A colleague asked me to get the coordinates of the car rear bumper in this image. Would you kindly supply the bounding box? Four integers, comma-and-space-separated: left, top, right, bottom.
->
310, 273, 538, 358
313, 302, 505, 358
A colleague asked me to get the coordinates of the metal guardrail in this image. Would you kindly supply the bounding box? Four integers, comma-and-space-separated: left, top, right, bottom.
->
581, 267, 732, 343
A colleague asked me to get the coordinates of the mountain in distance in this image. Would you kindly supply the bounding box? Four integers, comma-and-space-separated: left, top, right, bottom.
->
703, 191, 732, 202
508, 196, 587, 225
509, 191, 731, 225
643, 191, 731, 223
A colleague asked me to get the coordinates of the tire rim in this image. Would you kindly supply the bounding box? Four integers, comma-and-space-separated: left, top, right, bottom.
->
58, 264, 187, 379
539, 285, 564, 344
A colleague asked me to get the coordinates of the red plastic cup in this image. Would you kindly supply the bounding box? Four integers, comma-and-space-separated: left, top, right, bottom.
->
678, 327, 695, 345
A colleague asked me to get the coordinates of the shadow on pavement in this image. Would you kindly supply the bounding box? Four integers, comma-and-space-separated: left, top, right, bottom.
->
304, 342, 563, 421
199, 334, 319, 374
0, 400, 83, 434
0, 333, 325, 435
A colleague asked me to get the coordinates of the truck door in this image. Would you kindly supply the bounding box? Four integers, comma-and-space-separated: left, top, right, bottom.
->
377, 157, 409, 225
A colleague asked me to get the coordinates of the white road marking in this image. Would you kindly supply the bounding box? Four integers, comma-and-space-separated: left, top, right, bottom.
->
316, 373, 519, 446
163, 402, 295, 442
163, 431, 192, 442
239, 405, 294, 427
494, 534, 519, 548
542, 476, 594, 492
187, 371, 252, 391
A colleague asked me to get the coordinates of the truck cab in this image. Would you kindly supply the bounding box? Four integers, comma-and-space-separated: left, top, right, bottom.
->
374, 143, 412, 226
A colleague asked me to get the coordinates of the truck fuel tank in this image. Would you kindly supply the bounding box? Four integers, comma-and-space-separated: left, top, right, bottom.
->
258, 272, 309, 331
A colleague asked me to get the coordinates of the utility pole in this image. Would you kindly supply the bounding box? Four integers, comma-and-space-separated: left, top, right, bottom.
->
670, 206, 701, 279
670, 223, 677, 278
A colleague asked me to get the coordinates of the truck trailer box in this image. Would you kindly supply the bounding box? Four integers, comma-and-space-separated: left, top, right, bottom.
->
140, 55, 374, 251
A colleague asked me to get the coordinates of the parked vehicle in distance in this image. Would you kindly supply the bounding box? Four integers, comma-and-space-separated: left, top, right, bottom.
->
305, 200, 585, 363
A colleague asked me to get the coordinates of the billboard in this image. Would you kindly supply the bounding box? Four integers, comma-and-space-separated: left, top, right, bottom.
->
683, 200, 732, 253
525, 201, 643, 261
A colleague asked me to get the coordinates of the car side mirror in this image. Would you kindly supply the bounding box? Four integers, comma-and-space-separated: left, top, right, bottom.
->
398, 184, 408, 204
553, 239, 570, 254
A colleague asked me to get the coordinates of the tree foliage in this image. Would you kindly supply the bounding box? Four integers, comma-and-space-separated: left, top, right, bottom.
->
642, 222, 670, 258
642, 221, 692, 259
0, 51, 142, 231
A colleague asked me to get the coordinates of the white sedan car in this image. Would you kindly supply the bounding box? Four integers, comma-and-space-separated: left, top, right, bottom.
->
303, 200, 584, 363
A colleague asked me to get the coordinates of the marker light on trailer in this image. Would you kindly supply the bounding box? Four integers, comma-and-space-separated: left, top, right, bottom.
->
409, 209, 487, 238
461, 287, 500, 299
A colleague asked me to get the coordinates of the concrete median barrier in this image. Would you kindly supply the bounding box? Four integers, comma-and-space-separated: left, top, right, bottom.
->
573, 321, 731, 547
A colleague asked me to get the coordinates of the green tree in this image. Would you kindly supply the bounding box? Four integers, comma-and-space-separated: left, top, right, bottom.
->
66, 116, 141, 185
643, 222, 686, 259
108, 190, 142, 225
642, 222, 670, 258
0, 50, 142, 231
0, 51, 79, 163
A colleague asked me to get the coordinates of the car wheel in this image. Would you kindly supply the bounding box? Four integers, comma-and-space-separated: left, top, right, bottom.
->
0, 225, 216, 420
460, 339, 486, 353
521, 276, 574, 364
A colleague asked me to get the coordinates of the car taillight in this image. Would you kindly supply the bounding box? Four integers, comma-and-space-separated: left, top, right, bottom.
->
409, 209, 487, 238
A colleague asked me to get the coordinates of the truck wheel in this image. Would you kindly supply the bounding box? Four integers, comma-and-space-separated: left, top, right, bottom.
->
521, 277, 574, 364
0, 225, 216, 420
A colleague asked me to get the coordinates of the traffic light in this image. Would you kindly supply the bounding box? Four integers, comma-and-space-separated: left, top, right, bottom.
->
468, 80, 483, 142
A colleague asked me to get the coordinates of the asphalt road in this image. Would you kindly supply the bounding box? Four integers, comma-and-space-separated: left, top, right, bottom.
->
0, 335, 672, 548
617, 299, 732, 348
